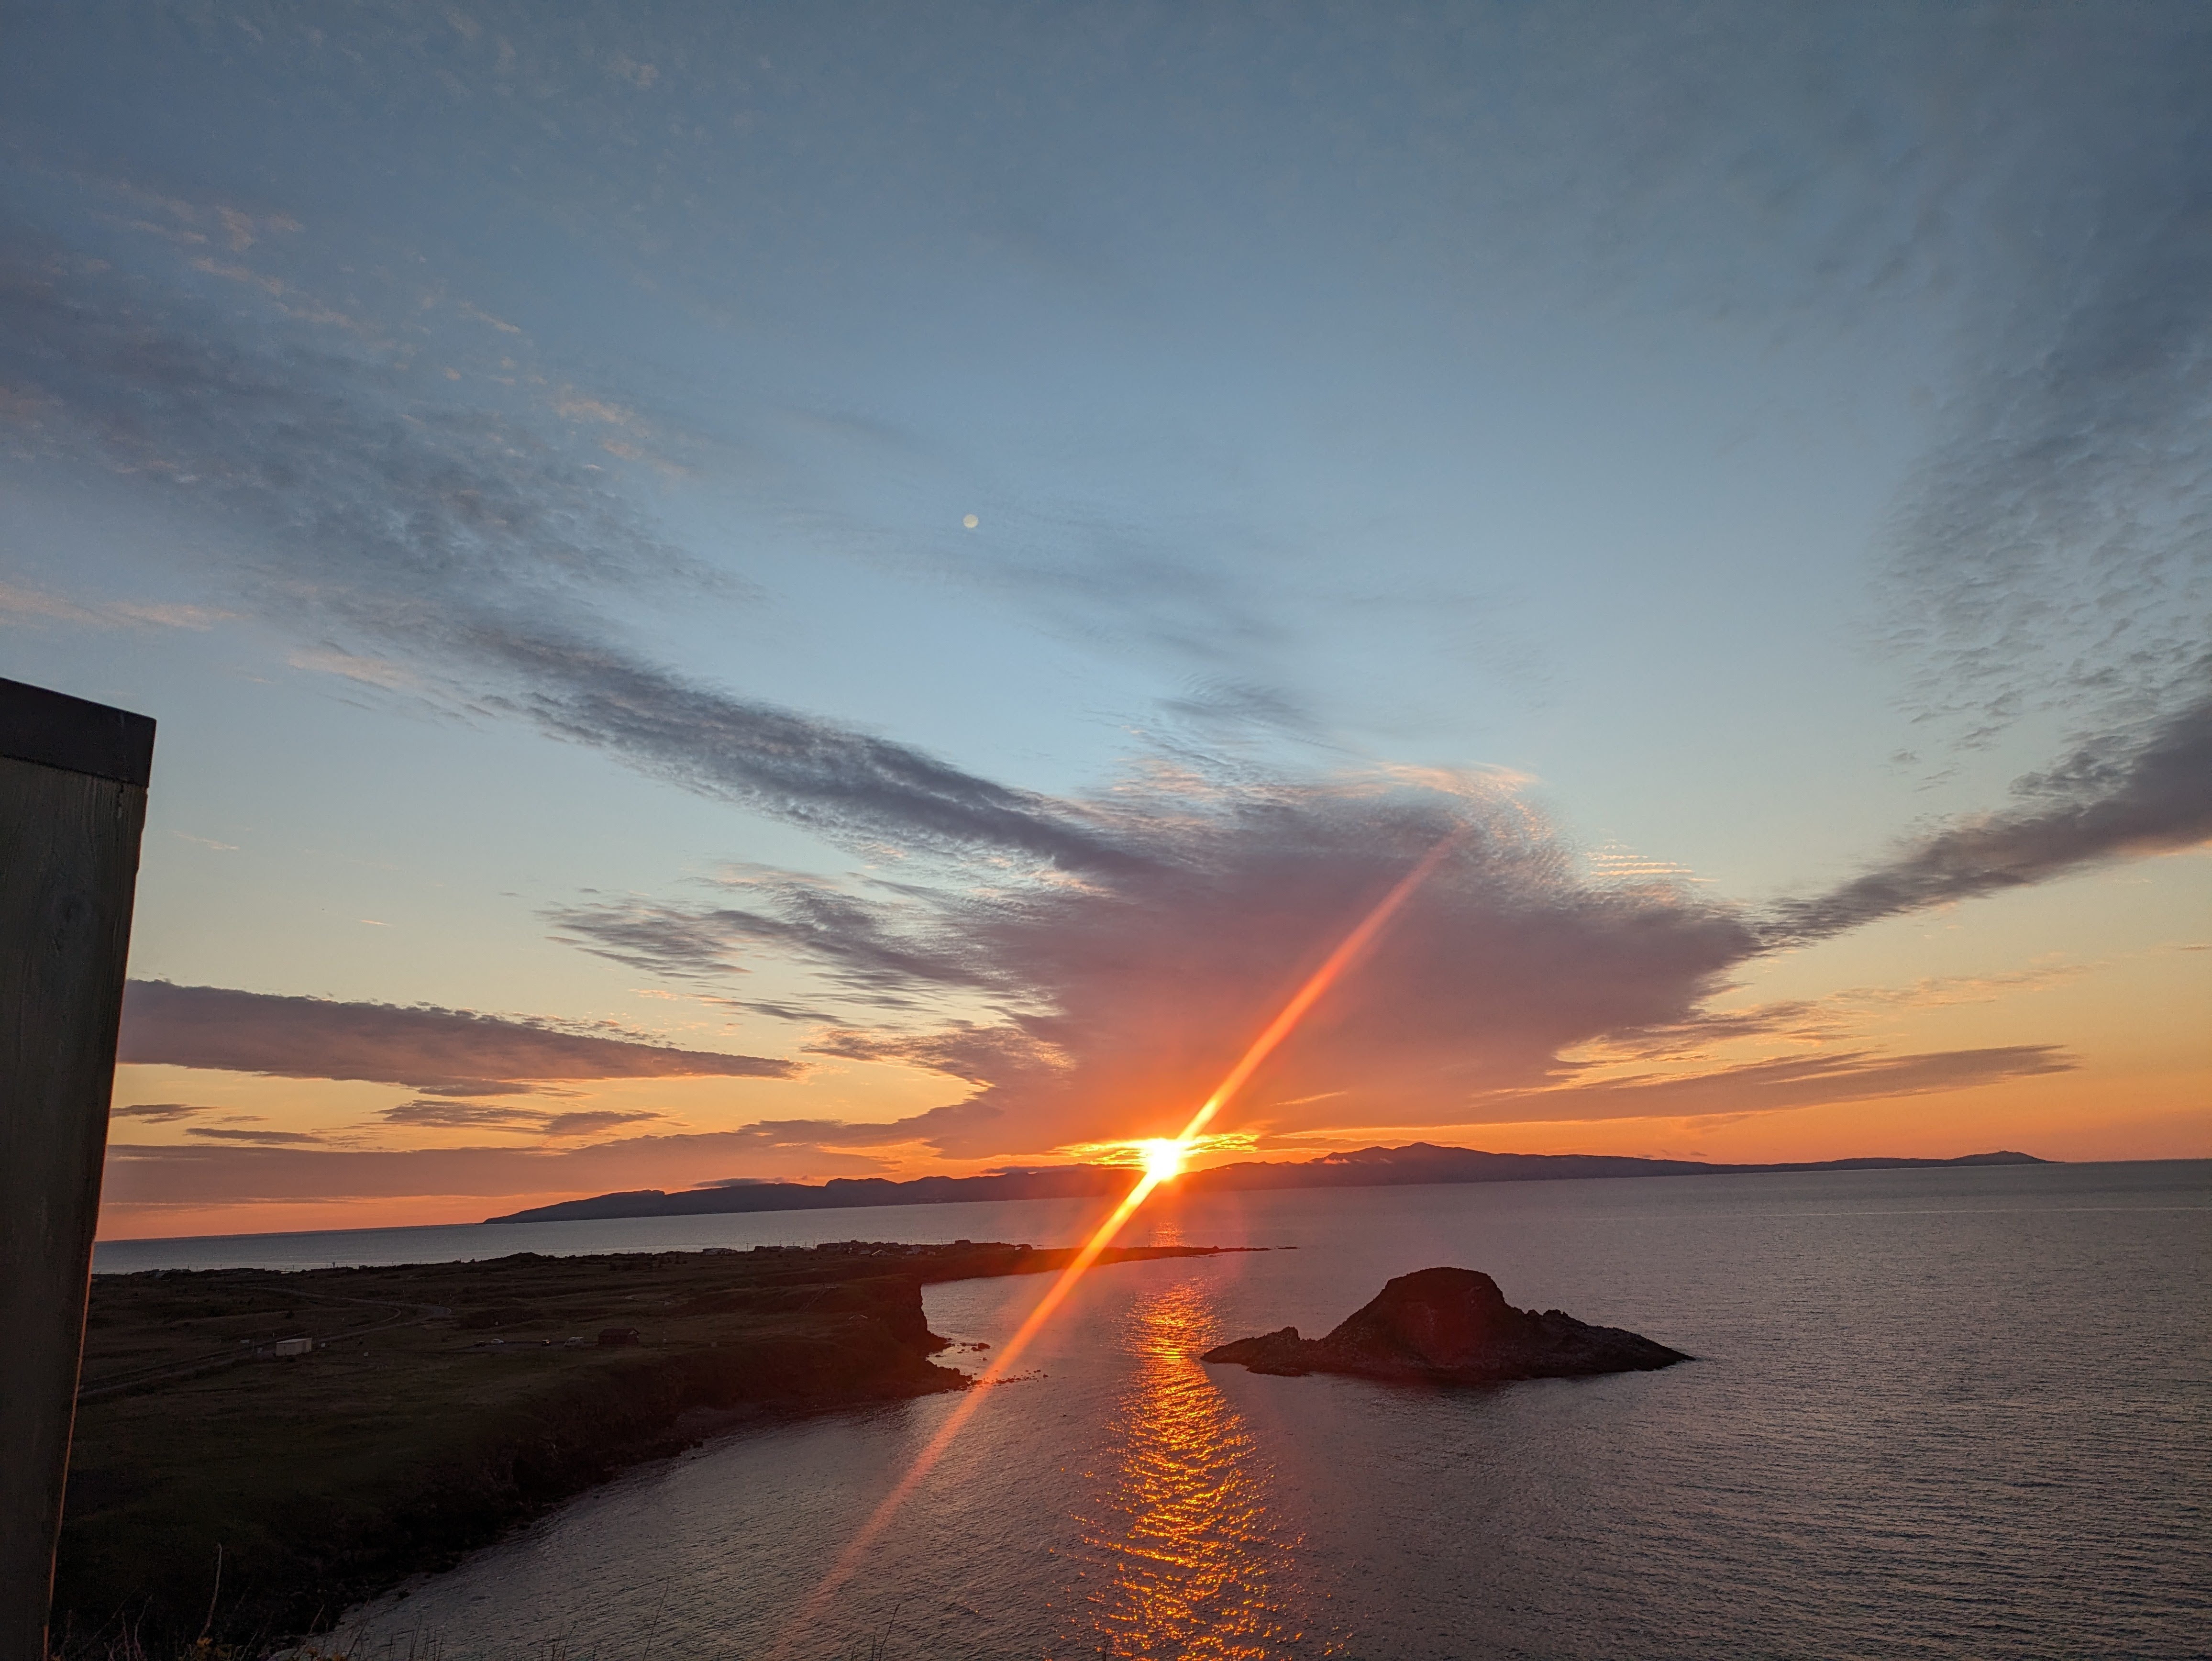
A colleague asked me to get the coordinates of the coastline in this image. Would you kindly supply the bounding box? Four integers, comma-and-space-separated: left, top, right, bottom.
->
55, 1241, 1235, 1656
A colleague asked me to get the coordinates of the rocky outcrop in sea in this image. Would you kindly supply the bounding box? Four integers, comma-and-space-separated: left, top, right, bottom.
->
1200, 1266, 1689, 1384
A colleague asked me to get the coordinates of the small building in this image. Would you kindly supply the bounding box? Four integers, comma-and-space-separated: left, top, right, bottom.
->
270, 1337, 313, 1358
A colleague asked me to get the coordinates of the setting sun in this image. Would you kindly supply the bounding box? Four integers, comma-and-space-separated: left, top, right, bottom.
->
22, 9, 2209, 1656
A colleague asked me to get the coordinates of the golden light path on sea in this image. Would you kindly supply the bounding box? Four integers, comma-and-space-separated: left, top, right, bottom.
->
769, 833, 1460, 1655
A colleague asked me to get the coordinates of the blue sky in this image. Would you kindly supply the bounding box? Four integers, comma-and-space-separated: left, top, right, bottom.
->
2, 1, 2204, 1236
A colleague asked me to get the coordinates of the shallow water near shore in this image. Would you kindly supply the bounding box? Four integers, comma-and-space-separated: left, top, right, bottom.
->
148, 1163, 2212, 1658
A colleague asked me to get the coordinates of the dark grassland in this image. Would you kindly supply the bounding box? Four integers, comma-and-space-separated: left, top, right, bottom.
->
55, 1240, 1230, 1656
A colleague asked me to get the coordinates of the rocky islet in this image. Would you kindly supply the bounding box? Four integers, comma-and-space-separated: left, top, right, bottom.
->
1201, 1266, 1689, 1384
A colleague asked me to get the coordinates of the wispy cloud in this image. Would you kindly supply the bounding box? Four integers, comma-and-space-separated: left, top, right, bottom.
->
0, 579, 228, 632
0, 222, 1139, 874
184, 1126, 336, 1146
548, 748, 2143, 1162
110, 1101, 221, 1124
1768, 686, 2212, 941
117, 981, 796, 1097
547, 873, 995, 1001
375, 1098, 666, 1141
1878, 35, 2212, 750
551, 768, 1765, 1156
17, 6, 2207, 1197
1571, 959, 2097, 1065
1451, 1046, 2076, 1126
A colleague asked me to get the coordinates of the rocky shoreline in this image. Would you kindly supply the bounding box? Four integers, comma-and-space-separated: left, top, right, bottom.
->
56, 1241, 1232, 1656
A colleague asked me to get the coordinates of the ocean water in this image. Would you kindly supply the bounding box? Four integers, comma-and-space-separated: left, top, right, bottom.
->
122, 1163, 2210, 1659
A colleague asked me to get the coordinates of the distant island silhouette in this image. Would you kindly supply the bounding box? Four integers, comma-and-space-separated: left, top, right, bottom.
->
1202, 1266, 1690, 1384
486, 1144, 2046, 1224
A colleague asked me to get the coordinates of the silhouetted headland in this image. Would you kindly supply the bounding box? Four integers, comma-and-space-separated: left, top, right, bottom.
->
55, 1240, 1236, 1655
487, 1144, 2049, 1224
1203, 1267, 1689, 1384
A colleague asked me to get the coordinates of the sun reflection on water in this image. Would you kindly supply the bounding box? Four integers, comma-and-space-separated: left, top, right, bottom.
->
1057, 1278, 1330, 1660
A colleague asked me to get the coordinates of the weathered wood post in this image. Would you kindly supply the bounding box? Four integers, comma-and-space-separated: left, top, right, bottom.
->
0, 678, 154, 1661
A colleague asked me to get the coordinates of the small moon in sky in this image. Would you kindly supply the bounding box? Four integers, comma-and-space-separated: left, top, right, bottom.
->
962, 514, 979, 529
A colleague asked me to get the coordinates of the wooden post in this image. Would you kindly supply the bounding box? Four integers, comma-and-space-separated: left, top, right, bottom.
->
0, 678, 153, 1661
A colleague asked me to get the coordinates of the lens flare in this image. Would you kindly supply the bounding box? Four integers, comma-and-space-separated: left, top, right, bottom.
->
1142, 1138, 1187, 1183
766, 832, 1459, 1655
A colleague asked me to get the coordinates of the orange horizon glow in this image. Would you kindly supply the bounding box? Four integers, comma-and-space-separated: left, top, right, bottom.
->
767, 833, 1460, 1654
1141, 1137, 1187, 1182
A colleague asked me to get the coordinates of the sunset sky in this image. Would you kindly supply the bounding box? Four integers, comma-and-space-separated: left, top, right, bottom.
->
4, 2, 2205, 1240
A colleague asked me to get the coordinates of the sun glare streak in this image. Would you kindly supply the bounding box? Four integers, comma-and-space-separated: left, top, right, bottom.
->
1169, 829, 1462, 1153
768, 832, 1459, 1655
768, 1168, 1174, 1655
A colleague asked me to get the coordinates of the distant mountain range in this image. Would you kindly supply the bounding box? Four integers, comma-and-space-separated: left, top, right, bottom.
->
484, 1143, 2047, 1224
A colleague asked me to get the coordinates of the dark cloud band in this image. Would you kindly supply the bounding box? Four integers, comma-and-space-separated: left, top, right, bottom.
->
117, 980, 796, 1096
1769, 684, 2212, 941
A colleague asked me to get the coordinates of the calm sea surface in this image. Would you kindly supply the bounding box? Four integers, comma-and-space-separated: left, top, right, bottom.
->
105, 1163, 2210, 1659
